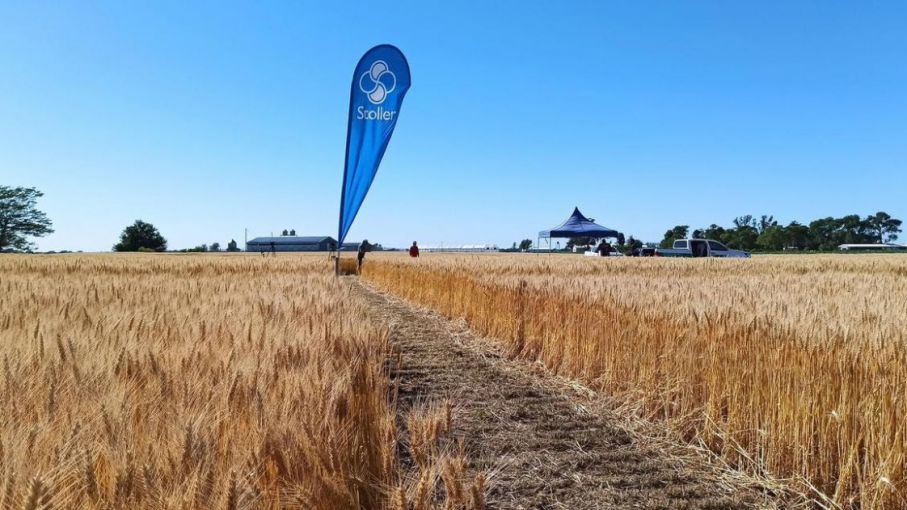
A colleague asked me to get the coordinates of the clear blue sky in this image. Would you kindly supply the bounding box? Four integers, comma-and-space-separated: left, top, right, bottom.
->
2, 1, 905, 251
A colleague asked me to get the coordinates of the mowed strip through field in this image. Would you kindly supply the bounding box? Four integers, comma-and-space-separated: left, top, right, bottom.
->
356, 278, 780, 509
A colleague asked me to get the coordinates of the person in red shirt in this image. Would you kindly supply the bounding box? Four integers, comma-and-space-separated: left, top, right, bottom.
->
409, 241, 420, 258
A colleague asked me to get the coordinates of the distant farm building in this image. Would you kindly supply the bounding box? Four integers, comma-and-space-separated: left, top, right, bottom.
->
246, 236, 336, 252
838, 243, 907, 252
421, 244, 499, 253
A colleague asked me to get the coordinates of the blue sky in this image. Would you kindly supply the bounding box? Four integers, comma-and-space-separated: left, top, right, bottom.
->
2, 1, 905, 251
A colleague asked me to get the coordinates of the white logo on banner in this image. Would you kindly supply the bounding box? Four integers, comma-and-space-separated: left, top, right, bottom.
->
359, 60, 396, 105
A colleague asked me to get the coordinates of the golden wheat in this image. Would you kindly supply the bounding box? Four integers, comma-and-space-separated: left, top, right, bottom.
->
0, 253, 482, 510
363, 253, 907, 509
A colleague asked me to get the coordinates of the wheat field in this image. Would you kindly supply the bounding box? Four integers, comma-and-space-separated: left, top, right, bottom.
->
363, 253, 907, 509
4, 251, 904, 508
0, 254, 481, 510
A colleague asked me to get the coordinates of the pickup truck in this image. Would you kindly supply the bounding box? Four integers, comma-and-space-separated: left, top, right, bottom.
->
655, 239, 751, 258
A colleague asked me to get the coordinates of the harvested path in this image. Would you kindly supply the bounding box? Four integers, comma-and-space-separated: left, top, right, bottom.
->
355, 279, 778, 510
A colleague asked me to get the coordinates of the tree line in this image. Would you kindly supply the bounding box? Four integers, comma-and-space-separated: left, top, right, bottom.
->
3, 185, 904, 254
660, 212, 902, 251
0, 186, 245, 253
112, 220, 240, 252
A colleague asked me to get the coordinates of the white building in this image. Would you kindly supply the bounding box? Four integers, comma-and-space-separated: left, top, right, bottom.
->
838, 243, 906, 251
420, 244, 499, 253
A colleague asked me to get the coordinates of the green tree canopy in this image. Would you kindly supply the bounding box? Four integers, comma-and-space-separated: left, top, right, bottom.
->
693, 224, 727, 242
659, 225, 689, 248
625, 236, 643, 252
565, 237, 593, 250
113, 220, 167, 252
866, 211, 902, 243
756, 225, 787, 251
0, 186, 54, 251
784, 222, 810, 250
688, 211, 901, 252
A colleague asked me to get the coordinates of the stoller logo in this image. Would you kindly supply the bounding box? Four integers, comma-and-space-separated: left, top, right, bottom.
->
359, 60, 396, 104
356, 60, 399, 121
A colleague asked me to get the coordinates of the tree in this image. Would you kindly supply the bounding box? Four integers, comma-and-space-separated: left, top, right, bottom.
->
784, 222, 810, 250
840, 214, 870, 244
701, 224, 728, 243
281, 229, 289, 236
227, 239, 240, 252
811, 217, 843, 250
756, 225, 787, 251
113, 220, 167, 252
733, 215, 755, 230
616, 232, 625, 246
666, 211, 901, 252
866, 211, 902, 243
807, 215, 876, 249
728, 225, 759, 250
0, 186, 54, 251
518, 239, 533, 251
565, 237, 592, 250
724, 216, 759, 250
757, 215, 777, 234
210, 242, 221, 252
660, 225, 689, 248
625, 236, 643, 253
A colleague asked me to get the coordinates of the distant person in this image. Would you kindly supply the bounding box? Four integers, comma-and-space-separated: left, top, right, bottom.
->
357, 239, 372, 271
596, 239, 612, 257
409, 241, 420, 258
270, 241, 276, 257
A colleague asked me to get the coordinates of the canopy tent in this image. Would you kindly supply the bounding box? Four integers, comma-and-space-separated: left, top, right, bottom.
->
538, 207, 619, 250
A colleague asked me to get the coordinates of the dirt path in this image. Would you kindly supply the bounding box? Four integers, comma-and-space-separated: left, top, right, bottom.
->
354, 279, 779, 510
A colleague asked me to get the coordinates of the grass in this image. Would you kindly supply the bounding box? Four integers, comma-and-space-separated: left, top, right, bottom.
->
363, 253, 907, 509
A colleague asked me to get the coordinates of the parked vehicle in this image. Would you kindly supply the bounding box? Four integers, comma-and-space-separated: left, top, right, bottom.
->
655, 239, 751, 258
